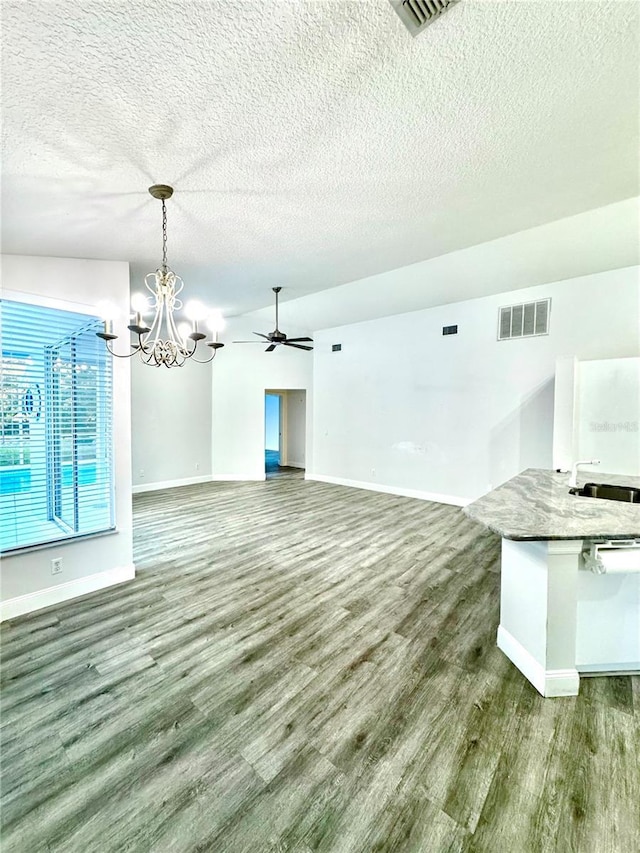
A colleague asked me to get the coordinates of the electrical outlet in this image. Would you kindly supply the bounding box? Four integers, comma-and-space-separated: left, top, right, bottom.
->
195, 462, 200, 471
139, 469, 144, 478
371, 468, 376, 477
51, 558, 63, 575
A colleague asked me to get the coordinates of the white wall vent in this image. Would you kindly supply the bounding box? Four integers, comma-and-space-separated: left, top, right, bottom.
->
498, 298, 550, 341
389, 0, 459, 37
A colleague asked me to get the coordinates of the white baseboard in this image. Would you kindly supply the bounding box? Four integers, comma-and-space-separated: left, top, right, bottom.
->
210, 473, 266, 482
497, 625, 579, 697
132, 474, 212, 494
578, 662, 640, 676
308, 474, 469, 507
1, 564, 136, 622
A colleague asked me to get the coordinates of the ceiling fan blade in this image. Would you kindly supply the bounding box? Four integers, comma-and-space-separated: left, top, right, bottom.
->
254, 332, 271, 340
233, 340, 264, 343
284, 337, 313, 343
283, 342, 313, 351
265, 344, 276, 352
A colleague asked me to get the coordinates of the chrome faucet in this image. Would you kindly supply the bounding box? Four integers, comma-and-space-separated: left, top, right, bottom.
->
569, 459, 601, 488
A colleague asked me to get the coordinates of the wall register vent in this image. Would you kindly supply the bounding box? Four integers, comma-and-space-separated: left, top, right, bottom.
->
389, 0, 459, 37
498, 298, 550, 341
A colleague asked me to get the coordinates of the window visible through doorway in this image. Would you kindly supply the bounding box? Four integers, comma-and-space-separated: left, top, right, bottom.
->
264, 393, 281, 474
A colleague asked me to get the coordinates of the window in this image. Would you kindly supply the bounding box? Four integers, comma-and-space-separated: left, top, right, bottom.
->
0, 300, 114, 552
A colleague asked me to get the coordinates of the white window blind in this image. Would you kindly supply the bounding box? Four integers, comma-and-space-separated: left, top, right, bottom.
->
0, 300, 114, 553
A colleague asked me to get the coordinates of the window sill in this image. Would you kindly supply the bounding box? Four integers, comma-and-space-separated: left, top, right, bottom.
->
1, 527, 118, 559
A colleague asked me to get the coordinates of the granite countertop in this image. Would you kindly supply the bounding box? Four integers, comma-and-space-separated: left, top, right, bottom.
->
464, 468, 640, 541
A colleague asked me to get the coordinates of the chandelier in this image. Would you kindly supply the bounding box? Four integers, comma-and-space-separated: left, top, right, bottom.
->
96, 184, 224, 367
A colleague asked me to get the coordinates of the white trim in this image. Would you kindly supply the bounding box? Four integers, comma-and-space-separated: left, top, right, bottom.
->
498, 624, 547, 694
1, 564, 135, 622
547, 539, 584, 556
307, 474, 469, 507
578, 662, 640, 675
210, 473, 266, 482
1, 287, 96, 315
497, 625, 580, 697
132, 474, 213, 494
542, 668, 581, 698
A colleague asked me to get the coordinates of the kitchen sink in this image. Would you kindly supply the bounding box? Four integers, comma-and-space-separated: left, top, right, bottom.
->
569, 482, 640, 503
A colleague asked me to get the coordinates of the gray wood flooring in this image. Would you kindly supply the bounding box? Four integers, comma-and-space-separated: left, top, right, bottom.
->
1, 478, 638, 852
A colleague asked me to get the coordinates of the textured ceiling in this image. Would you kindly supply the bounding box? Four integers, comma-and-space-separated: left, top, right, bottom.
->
2, 1, 638, 318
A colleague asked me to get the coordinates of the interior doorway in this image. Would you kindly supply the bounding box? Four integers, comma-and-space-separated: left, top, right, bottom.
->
264, 390, 306, 479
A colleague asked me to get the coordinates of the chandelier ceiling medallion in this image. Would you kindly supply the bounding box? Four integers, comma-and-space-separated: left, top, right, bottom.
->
97, 184, 224, 367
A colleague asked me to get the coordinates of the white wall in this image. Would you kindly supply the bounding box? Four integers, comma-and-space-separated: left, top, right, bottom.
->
1, 255, 134, 618
256, 197, 639, 333
311, 266, 640, 504
285, 390, 307, 469
212, 320, 313, 480
131, 355, 213, 491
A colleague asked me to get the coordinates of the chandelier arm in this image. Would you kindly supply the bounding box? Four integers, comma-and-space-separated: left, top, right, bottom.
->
180, 338, 199, 362
171, 275, 184, 301
144, 289, 165, 351
130, 329, 152, 354
144, 272, 158, 297
136, 344, 152, 364
165, 296, 192, 358
189, 350, 219, 364
104, 341, 142, 359
168, 324, 188, 358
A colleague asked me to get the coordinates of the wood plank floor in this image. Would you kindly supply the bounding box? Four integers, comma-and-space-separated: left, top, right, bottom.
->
1, 478, 639, 852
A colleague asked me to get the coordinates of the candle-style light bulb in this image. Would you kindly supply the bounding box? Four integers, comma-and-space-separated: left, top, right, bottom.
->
97, 301, 118, 321
131, 292, 148, 314
206, 311, 225, 334
96, 301, 119, 339
185, 300, 206, 322
205, 310, 225, 353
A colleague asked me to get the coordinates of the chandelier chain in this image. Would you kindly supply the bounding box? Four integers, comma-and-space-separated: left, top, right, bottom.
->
161, 199, 168, 272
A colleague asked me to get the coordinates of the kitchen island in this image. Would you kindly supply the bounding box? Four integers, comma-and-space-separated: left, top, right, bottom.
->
465, 469, 640, 697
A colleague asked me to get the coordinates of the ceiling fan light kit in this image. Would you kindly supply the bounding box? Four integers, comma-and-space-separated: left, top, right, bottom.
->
96, 184, 225, 368
233, 287, 314, 353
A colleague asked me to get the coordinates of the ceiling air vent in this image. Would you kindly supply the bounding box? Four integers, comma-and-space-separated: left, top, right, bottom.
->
389, 0, 459, 37
498, 298, 551, 341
